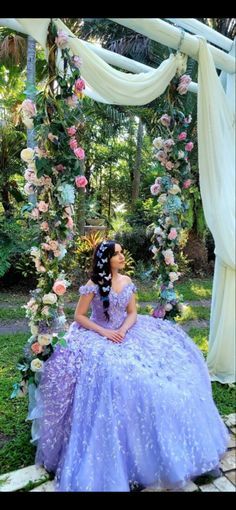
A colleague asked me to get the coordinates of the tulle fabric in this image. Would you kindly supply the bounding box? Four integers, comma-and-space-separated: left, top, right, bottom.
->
33, 283, 229, 491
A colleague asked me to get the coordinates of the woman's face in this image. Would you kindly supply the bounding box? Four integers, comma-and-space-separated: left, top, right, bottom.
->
110, 243, 125, 271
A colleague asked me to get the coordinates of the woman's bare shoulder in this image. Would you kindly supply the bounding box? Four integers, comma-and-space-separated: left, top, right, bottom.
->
121, 274, 132, 284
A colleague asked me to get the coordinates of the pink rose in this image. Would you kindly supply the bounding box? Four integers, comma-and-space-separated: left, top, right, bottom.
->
178, 132, 187, 141
69, 138, 78, 150
49, 240, 59, 251
183, 179, 192, 189
40, 221, 49, 232
150, 183, 161, 196
165, 161, 174, 171
163, 249, 175, 266
168, 228, 177, 240
163, 139, 175, 151
53, 280, 67, 296
160, 114, 171, 127
24, 183, 35, 195
67, 126, 77, 137
21, 99, 36, 117
185, 142, 194, 152
74, 78, 85, 92
74, 147, 85, 160
31, 342, 43, 355
75, 175, 88, 188
41, 243, 51, 251
66, 95, 78, 108
24, 169, 36, 182
66, 217, 74, 229
177, 74, 191, 95
55, 29, 68, 49
72, 56, 82, 68
156, 150, 166, 162
37, 201, 49, 213
31, 208, 40, 220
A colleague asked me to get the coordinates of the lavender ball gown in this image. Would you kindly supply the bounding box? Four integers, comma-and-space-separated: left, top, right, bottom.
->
34, 283, 229, 492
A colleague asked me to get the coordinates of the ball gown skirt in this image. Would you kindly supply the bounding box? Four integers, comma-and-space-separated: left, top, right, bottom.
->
31, 283, 229, 492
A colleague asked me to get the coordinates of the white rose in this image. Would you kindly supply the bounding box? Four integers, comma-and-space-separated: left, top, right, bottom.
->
164, 303, 173, 311
169, 271, 179, 283
169, 185, 181, 195
154, 227, 163, 235
30, 247, 41, 259
42, 293, 57, 305
38, 334, 52, 346
30, 358, 44, 372
30, 323, 38, 336
158, 193, 167, 205
153, 137, 163, 149
21, 148, 35, 162
22, 113, 34, 129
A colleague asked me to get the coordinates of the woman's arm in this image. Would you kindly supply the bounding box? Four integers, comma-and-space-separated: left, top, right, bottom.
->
74, 292, 124, 343
117, 293, 137, 337
74, 293, 105, 335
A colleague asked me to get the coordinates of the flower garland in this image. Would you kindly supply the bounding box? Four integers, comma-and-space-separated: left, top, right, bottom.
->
12, 23, 88, 397
150, 74, 194, 320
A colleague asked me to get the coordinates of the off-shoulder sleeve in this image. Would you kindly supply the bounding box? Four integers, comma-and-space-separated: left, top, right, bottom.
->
79, 284, 98, 295
130, 282, 137, 293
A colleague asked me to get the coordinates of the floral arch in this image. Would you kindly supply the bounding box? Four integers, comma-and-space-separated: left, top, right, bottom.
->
0, 18, 234, 396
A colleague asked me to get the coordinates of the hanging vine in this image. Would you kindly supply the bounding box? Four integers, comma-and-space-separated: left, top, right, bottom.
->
12, 22, 88, 397
149, 72, 196, 320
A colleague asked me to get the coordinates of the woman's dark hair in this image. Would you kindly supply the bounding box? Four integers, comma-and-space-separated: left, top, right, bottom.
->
90, 240, 116, 321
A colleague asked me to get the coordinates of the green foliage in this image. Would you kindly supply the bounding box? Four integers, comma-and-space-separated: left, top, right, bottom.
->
0, 217, 39, 280
114, 227, 152, 264
72, 231, 106, 283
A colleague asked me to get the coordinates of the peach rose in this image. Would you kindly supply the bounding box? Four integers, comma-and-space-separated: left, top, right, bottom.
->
31, 342, 43, 355
52, 280, 67, 296
38, 201, 49, 213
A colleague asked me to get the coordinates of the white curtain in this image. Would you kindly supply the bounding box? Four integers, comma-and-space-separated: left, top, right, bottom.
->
8, 19, 236, 383
15, 18, 186, 106
198, 38, 235, 383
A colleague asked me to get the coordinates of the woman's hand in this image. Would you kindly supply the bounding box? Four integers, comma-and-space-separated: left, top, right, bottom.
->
100, 328, 124, 343
116, 327, 127, 340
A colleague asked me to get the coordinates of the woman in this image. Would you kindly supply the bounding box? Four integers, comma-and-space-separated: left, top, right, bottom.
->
35, 240, 229, 492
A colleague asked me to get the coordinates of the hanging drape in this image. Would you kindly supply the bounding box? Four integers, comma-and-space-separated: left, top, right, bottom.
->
16, 18, 185, 106
198, 38, 235, 383
7, 19, 235, 383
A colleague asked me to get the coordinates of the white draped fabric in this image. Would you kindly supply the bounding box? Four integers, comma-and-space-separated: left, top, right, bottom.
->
15, 18, 185, 106
0, 18, 235, 382
198, 38, 235, 383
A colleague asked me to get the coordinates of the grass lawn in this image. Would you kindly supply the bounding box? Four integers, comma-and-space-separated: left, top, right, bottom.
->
135, 277, 212, 302
0, 333, 35, 474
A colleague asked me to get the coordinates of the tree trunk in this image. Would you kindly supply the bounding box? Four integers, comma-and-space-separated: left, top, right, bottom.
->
131, 118, 143, 207
1, 184, 13, 218
26, 36, 36, 148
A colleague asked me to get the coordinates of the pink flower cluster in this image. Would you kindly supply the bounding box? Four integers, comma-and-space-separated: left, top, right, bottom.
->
177, 74, 191, 95
67, 125, 85, 160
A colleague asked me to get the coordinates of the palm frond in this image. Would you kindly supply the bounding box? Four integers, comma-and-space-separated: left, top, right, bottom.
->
0, 34, 26, 67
